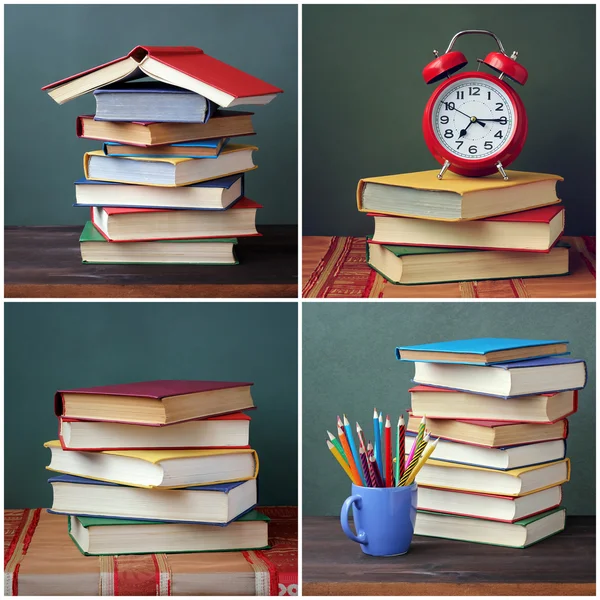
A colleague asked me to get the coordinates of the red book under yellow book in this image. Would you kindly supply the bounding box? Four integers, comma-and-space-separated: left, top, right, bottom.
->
42, 45, 283, 107
370, 205, 565, 252
91, 197, 261, 242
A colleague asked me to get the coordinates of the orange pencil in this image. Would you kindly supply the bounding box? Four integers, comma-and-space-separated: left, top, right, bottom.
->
384, 415, 392, 487
338, 426, 362, 485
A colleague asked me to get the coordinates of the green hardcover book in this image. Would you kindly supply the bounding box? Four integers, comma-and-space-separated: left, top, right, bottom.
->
79, 221, 239, 265
366, 239, 569, 285
68, 510, 270, 556
414, 506, 566, 548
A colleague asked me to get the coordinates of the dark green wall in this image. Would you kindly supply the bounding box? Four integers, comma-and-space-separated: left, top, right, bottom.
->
303, 4, 595, 236
302, 302, 595, 516
5, 4, 297, 226
4, 302, 298, 508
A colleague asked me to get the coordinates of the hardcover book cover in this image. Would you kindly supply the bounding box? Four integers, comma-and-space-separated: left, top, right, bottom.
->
42, 45, 283, 107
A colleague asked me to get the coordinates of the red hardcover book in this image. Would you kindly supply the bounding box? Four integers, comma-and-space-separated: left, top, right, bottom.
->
58, 413, 252, 451
407, 411, 569, 448
91, 197, 262, 242
409, 385, 578, 424
54, 380, 255, 426
370, 205, 565, 252
42, 45, 283, 107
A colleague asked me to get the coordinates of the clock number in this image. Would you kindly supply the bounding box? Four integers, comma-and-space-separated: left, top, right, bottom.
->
443, 101, 455, 111
487, 91, 491, 100
444, 129, 454, 139
495, 102, 504, 112
494, 130, 503, 138
456, 91, 464, 100
484, 141, 493, 150
499, 116, 508, 125
468, 145, 478, 155
455, 141, 464, 149
440, 115, 449, 124
469, 87, 480, 96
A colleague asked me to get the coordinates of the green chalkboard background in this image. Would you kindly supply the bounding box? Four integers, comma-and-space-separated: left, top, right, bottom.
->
302, 302, 595, 516
5, 4, 297, 226
303, 4, 595, 236
4, 302, 298, 508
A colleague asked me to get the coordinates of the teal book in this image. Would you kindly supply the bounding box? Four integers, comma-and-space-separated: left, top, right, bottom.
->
414, 506, 566, 548
79, 221, 238, 265
396, 337, 569, 365
68, 510, 270, 556
366, 239, 569, 285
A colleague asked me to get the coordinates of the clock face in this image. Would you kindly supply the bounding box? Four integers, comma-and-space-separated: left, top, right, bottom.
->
431, 77, 515, 161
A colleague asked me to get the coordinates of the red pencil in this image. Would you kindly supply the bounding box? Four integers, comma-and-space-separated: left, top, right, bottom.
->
384, 415, 392, 487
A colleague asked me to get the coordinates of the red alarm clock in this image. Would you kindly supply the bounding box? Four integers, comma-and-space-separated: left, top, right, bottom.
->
422, 30, 528, 180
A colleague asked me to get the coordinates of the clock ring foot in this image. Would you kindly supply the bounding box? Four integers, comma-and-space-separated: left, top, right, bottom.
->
437, 160, 451, 180
496, 161, 509, 180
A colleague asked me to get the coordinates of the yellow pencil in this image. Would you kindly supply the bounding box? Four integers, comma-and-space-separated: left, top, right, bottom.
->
399, 432, 430, 486
327, 440, 361, 485
404, 438, 439, 486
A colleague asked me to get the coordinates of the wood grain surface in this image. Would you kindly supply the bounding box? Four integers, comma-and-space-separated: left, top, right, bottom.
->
302, 516, 595, 595
5, 225, 298, 298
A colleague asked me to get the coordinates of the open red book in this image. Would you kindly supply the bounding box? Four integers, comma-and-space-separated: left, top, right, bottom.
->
42, 45, 283, 107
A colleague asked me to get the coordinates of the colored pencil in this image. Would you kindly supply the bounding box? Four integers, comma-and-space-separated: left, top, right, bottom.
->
369, 453, 385, 488
356, 422, 367, 452
327, 441, 360, 485
395, 415, 405, 485
373, 408, 382, 475
338, 426, 362, 485
366, 442, 378, 487
378, 412, 384, 473
404, 438, 439, 486
384, 415, 392, 487
359, 446, 372, 487
399, 432, 430, 486
344, 415, 366, 485
406, 415, 425, 467
327, 430, 347, 462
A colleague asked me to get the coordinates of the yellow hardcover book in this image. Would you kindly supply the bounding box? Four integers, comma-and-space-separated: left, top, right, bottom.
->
357, 170, 563, 221
414, 457, 570, 497
83, 144, 258, 187
44, 440, 259, 489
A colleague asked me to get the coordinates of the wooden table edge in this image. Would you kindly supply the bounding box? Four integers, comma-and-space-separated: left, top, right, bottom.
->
302, 582, 596, 596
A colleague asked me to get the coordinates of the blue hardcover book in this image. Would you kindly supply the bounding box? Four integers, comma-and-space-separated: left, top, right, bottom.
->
396, 337, 569, 365
48, 474, 257, 525
102, 138, 230, 159
411, 356, 587, 399
93, 82, 216, 123
404, 431, 567, 471
74, 174, 244, 211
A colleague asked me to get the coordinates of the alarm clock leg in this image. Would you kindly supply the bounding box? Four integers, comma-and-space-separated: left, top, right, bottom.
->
437, 160, 451, 180
495, 161, 509, 181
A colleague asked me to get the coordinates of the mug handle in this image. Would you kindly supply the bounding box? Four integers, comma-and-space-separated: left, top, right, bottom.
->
340, 494, 367, 545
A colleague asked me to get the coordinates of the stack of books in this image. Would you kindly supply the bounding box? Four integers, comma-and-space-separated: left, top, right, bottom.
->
43, 380, 274, 557
357, 170, 569, 285
42, 45, 282, 265
396, 338, 587, 548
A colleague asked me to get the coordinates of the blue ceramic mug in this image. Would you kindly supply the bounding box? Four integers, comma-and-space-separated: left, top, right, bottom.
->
340, 483, 418, 556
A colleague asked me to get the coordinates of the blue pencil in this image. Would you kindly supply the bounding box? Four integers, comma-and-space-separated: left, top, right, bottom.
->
373, 408, 382, 475
343, 415, 366, 485
378, 412, 384, 473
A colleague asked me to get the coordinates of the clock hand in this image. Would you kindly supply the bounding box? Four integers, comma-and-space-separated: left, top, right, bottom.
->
459, 121, 473, 138
477, 118, 507, 123
452, 107, 486, 128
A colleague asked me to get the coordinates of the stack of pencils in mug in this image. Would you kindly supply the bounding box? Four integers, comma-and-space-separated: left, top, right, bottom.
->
326, 411, 439, 487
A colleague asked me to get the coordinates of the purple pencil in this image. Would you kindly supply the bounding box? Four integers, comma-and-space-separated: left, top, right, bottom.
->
368, 453, 385, 488
359, 446, 372, 487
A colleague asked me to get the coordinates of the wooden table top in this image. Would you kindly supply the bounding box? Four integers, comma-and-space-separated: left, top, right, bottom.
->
302, 516, 595, 596
302, 236, 596, 298
5, 225, 298, 298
